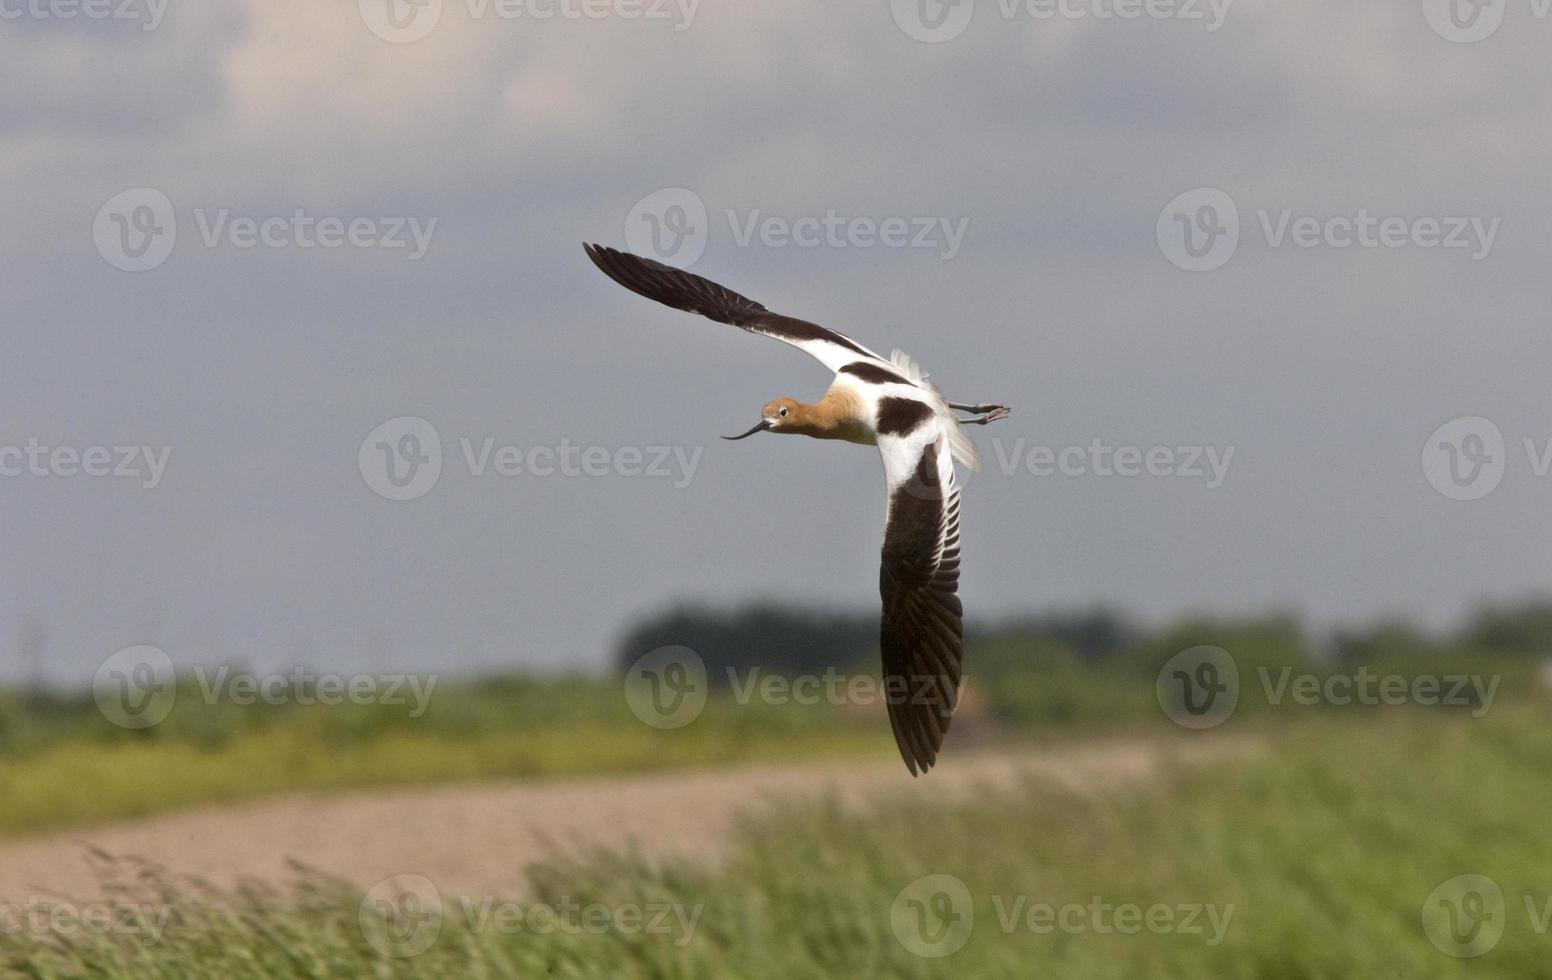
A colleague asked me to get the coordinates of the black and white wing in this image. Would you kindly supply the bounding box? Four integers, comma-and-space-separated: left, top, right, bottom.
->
583, 243, 894, 374
876, 413, 964, 776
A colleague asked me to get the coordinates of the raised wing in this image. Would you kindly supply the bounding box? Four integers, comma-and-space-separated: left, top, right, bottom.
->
583, 243, 892, 373
876, 418, 964, 776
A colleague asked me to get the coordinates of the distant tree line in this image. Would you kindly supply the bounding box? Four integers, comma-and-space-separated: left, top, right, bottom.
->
615, 598, 1552, 681
614, 604, 1139, 682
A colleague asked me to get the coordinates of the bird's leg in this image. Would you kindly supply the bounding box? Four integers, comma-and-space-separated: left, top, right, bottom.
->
950, 402, 1011, 425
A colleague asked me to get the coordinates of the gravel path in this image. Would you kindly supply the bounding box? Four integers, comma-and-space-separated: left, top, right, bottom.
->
0, 738, 1252, 903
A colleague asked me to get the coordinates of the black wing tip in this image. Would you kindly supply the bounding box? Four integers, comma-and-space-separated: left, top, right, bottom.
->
582, 241, 619, 269
581, 241, 679, 286
889, 690, 954, 777
583, 241, 661, 269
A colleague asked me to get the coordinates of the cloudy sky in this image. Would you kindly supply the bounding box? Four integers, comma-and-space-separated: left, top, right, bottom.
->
3, 0, 1549, 686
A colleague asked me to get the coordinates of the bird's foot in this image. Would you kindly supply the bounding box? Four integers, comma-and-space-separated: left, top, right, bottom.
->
954, 404, 1010, 425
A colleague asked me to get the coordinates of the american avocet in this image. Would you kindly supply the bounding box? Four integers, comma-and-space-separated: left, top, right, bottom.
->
584, 244, 1009, 775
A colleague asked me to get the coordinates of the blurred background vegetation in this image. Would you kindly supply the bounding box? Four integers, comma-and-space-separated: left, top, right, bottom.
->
2, 598, 1549, 837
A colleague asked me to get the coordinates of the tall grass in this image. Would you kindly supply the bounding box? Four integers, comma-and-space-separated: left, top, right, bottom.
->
4, 707, 1550, 977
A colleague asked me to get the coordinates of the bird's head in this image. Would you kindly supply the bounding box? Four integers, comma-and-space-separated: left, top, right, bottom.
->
724, 397, 802, 439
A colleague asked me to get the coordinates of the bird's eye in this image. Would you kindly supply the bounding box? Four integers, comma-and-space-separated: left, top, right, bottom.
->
778, 407, 789, 417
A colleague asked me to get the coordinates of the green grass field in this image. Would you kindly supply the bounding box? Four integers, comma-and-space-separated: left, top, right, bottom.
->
0, 613, 1542, 838
0, 676, 892, 836
4, 706, 1549, 978
3, 612, 1548, 976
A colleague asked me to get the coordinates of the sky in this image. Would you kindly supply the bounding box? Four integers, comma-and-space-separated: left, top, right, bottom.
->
3, 0, 1550, 687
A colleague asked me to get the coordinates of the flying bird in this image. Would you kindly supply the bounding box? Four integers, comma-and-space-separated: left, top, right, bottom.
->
584, 244, 1009, 775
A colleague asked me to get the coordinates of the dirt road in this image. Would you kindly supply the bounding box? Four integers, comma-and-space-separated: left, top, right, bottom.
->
0, 738, 1252, 903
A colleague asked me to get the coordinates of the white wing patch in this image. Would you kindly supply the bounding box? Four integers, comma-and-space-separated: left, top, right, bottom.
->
890, 349, 981, 472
